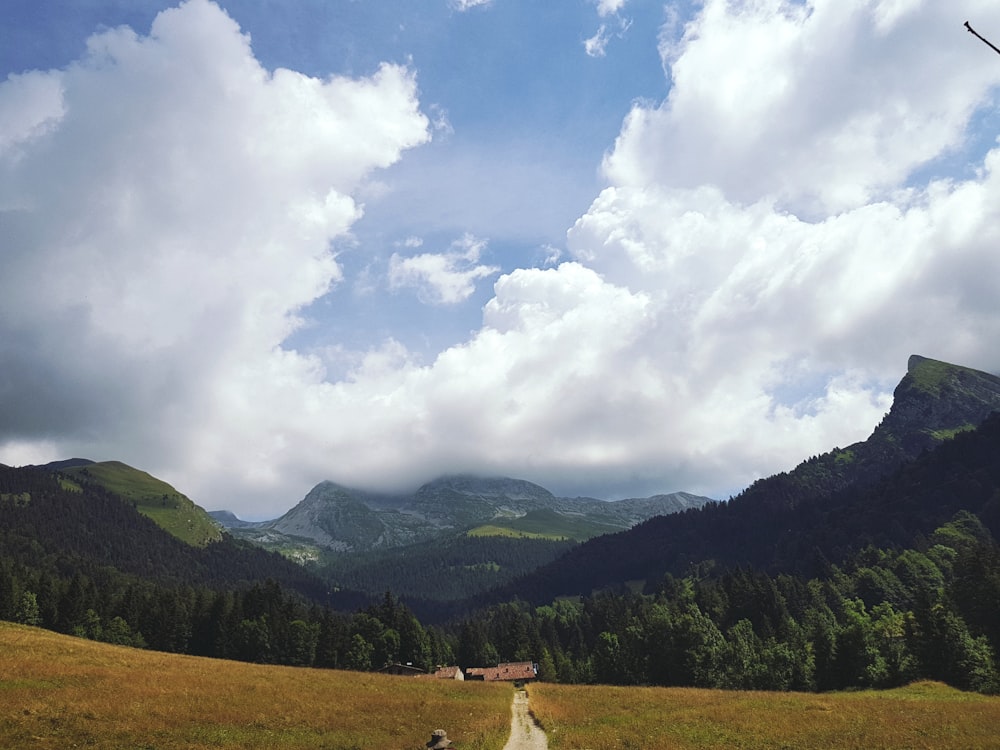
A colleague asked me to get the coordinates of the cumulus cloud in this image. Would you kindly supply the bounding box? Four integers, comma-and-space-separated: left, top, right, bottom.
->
4, 0, 1000, 517
611, 0, 1000, 217
0, 0, 428, 514
389, 233, 500, 304
560, 0, 1000, 486
331, 0, 1000, 501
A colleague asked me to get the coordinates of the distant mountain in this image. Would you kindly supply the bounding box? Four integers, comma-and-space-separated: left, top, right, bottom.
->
208, 510, 257, 529
489, 355, 1000, 605
218, 474, 712, 555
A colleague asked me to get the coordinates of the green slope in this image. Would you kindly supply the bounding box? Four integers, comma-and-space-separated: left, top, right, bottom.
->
467, 508, 621, 541
63, 461, 222, 547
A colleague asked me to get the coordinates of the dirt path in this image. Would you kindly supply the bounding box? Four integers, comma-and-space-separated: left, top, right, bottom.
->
501, 689, 548, 750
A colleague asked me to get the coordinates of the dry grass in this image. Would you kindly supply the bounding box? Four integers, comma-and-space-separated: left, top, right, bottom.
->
9, 621, 1000, 750
0, 622, 512, 749
528, 680, 1000, 749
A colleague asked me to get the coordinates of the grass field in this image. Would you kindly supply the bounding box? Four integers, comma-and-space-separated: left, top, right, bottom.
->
0, 623, 512, 749
528, 681, 1000, 749
7, 622, 1000, 750
467, 509, 618, 541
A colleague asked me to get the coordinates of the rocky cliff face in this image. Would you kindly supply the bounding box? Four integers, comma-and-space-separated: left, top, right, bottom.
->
875, 354, 1000, 455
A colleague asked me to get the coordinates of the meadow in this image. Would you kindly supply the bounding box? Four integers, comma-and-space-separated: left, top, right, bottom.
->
528, 680, 1000, 749
0, 623, 512, 749
6, 621, 1000, 750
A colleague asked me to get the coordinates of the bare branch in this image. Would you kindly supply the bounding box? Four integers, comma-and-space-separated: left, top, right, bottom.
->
966, 21, 1000, 57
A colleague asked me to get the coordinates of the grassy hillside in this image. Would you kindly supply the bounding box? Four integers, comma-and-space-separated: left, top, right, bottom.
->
529, 681, 1000, 749
0, 622, 511, 750
467, 508, 618, 541
63, 461, 222, 546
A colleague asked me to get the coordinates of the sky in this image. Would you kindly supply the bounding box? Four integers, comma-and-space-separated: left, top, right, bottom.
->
3, 0, 1000, 519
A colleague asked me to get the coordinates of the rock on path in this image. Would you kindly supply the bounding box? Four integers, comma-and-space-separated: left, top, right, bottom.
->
501, 689, 548, 750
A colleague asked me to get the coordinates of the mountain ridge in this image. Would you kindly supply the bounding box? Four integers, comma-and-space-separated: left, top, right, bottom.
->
214, 475, 713, 555
482, 354, 1000, 606
51, 459, 223, 547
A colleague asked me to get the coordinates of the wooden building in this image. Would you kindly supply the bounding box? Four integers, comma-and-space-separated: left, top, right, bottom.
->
465, 661, 537, 683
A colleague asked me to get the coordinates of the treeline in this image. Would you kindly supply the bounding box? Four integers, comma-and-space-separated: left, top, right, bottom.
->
319, 534, 576, 603
0, 561, 451, 671
6, 503, 995, 694
0, 465, 446, 671
454, 511, 1000, 693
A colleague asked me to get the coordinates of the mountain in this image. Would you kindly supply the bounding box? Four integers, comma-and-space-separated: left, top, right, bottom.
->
775, 354, 1000, 501
489, 355, 1000, 605
54, 460, 223, 547
213, 475, 710, 603
218, 474, 712, 555
207, 510, 257, 528
0, 462, 329, 602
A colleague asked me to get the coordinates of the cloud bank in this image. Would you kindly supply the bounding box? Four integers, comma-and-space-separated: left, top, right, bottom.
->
3, 0, 1000, 517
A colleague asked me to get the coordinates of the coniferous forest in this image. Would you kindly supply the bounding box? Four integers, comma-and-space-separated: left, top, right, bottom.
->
3, 411, 1000, 694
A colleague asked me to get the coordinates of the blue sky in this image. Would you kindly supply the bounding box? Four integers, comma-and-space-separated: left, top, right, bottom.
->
3, 0, 1000, 518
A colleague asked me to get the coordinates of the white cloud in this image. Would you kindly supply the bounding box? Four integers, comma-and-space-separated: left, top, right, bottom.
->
585, 25, 613, 58
428, 103, 454, 137
584, 13, 632, 58
596, 0, 628, 18
324, 0, 1000, 501
540, 244, 563, 266
0, 70, 65, 152
0, 0, 429, 516
4, 0, 1000, 518
611, 0, 1000, 217
451, 0, 492, 11
389, 233, 500, 304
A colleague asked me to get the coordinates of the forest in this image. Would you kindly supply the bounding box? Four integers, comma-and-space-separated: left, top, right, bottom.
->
2, 507, 998, 693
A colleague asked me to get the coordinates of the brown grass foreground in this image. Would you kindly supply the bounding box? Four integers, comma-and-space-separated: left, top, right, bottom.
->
528, 680, 1000, 749
8, 621, 1000, 750
0, 622, 512, 749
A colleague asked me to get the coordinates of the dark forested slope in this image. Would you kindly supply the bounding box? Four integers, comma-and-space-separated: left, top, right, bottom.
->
0, 464, 327, 600
490, 356, 1000, 605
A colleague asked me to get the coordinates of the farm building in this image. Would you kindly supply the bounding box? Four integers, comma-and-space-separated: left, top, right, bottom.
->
465, 662, 537, 683
415, 666, 465, 680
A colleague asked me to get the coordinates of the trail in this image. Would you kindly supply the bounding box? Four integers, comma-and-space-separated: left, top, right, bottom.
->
501, 689, 548, 750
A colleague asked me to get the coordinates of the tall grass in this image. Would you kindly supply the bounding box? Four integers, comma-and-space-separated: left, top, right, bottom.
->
0, 623, 512, 749
10, 620, 1000, 750
529, 681, 1000, 749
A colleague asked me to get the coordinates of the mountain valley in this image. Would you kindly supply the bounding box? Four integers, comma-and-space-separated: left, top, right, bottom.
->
4, 354, 1000, 694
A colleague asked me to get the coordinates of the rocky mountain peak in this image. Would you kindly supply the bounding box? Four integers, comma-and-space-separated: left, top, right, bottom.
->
874, 354, 1000, 456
